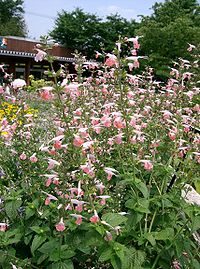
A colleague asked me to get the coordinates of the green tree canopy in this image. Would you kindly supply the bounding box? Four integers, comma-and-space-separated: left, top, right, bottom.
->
0, 0, 27, 36
137, 0, 200, 79
50, 8, 103, 58
50, 8, 138, 58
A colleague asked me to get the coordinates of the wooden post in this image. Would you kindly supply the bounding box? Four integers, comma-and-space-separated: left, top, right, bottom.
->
9, 61, 16, 78
25, 59, 31, 85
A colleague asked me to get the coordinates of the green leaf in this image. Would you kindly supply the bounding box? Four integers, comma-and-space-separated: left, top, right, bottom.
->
38, 239, 59, 254
133, 250, 146, 268
49, 249, 60, 262
144, 233, 156, 246
4, 228, 23, 245
192, 215, 200, 231
154, 228, 174, 240
99, 248, 113, 262
191, 259, 200, 269
30, 226, 50, 234
102, 213, 127, 227
31, 235, 47, 255
77, 245, 91, 254
25, 207, 35, 219
61, 250, 76, 260
0, 250, 6, 263
134, 178, 149, 198
84, 230, 103, 246
111, 255, 121, 269
37, 253, 48, 265
50, 260, 74, 269
24, 234, 33, 245
126, 198, 150, 213
5, 199, 22, 219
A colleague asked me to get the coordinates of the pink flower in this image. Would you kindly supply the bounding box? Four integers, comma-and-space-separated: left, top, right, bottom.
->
96, 182, 105, 194
104, 231, 112, 241
20, 152, 27, 160
75, 204, 83, 212
105, 54, 118, 67
131, 49, 137, 56
75, 216, 82, 225
90, 210, 99, 223
53, 140, 62, 150
104, 167, 117, 180
30, 153, 38, 163
97, 195, 110, 205
34, 49, 47, 62
113, 117, 126, 129
128, 63, 134, 71
12, 79, 26, 90
0, 86, 4, 93
133, 59, 140, 68
0, 223, 8, 232
55, 218, 65, 231
71, 199, 87, 212
47, 159, 60, 170
187, 43, 195, 52
101, 115, 112, 128
45, 197, 51, 205
141, 160, 153, 171
127, 37, 141, 49
168, 132, 176, 141
45, 178, 52, 187
114, 133, 123, 144
40, 87, 53, 101
70, 214, 83, 225
73, 135, 84, 147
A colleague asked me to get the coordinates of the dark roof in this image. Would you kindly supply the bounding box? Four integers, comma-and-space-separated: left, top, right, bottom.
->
0, 49, 74, 62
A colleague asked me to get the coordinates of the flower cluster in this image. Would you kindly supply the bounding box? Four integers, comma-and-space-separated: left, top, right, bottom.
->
0, 37, 200, 269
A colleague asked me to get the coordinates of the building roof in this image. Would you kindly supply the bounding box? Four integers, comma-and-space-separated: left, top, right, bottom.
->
0, 49, 74, 62
0, 36, 74, 62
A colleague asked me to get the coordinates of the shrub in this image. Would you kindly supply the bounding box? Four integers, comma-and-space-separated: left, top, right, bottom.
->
0, 37, 200, 269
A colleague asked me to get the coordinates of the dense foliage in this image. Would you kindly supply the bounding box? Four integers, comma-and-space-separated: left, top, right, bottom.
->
50, 8, 138, 58
137, 0, 200, 79
50, 0, 200, 79
0, 37, 200, 269
0, 0, 27, 37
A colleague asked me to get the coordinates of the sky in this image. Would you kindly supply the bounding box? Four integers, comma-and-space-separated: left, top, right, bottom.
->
24, 0, 166, 39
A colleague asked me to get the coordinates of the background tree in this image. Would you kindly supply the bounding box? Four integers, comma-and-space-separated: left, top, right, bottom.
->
0, 0, 27, 36
100, 14, 138, 52
50, 8, 138, 58
50, 8, 103, 58
137, 0, 200, 79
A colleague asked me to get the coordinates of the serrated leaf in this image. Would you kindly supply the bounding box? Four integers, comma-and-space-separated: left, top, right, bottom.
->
192, 215, 200, 231
102, 213, 127, 227
61, 250, 76, 259
37, 253, 48, 265
126, 198, 150, 213
111, 255, 121, 269
38, 239, 59, 254
99, 248, 113, 262
5, 199, 22, 219
30, 226, 50, 234
25, 207, 35, 219
50, 260, 74, 269
77, 244, 91, 254
31, 235, 46, 255
144, 233, 156, 246
134, 179, 149, 198
154, 228, 174, 240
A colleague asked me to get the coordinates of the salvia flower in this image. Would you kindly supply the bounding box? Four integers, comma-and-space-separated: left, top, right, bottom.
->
55, 217, 65, 232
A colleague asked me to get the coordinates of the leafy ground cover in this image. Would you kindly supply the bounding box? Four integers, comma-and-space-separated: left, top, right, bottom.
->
0, 37, 200, 269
